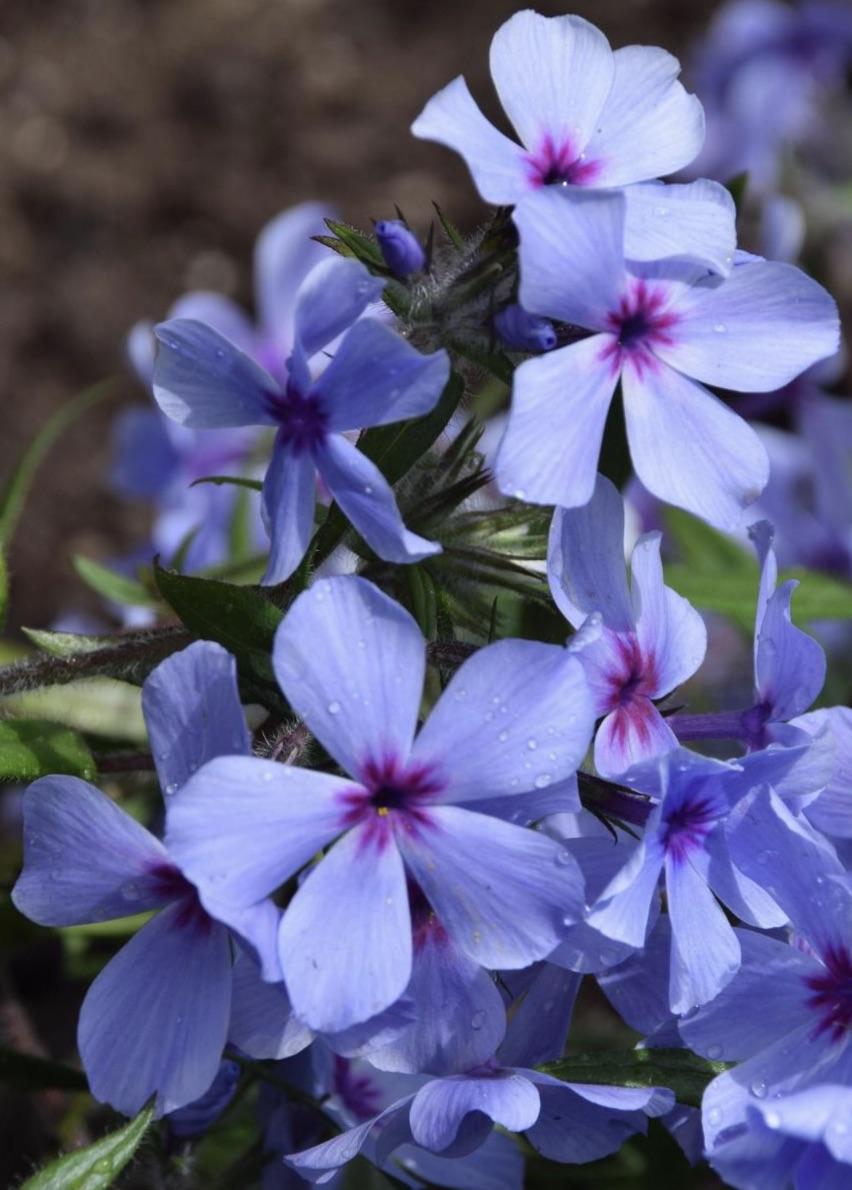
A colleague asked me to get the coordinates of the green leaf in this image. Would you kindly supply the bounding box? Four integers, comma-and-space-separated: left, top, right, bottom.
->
538, 1048, 730, 1109
0, 380, 111, 549
663, 508, 753, 574
0, 719, 95, 781
325, 219, 388, 269
0, 550, 7, 634
20, 1102, 154, 1189
0, 1045, 87, 1093
21, 629, 129, 659
726, 171, 749, 214
432, 201, 465, 250
190, 474, 264, 493
153, 564, 283, 696
73, 557, 158, 609
4, 678, 146, 743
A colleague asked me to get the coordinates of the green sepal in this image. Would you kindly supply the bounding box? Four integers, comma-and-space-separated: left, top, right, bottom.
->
19, 1102, 155, 1189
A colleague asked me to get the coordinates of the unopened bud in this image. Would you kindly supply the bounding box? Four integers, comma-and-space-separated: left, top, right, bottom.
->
375, 220, 426, 278
494, 303, 556, 352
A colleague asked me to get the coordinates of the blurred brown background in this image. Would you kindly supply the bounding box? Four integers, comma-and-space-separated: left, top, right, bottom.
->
0, 0, 716, 630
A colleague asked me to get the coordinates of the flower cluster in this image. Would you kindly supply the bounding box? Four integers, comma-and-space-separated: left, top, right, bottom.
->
8, 9, 852, 1190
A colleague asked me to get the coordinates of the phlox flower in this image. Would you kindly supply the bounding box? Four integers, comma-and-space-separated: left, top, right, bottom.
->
680, 786, 852, 1164
587, 747, 803, 1013
114, 203, 335, 572
496, 187, 839, 529
412, 10, 703, 205
153, 257, 450, 583
548, 474, 707, 775
165, 575, 593, 1035
11, 642, 305, 1116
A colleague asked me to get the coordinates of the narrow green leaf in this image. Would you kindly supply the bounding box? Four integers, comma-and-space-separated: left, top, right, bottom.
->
153, 564, 282, 695
539, 1048, 730, 1109
4, 678, 146, 743
21, 629, 127, 659
190, 474, 264, 493
20, 1102, 154, 1189
73, 557, 157, 609
0, 719, 96, 781
325, 219, 387, 269
432, 201, 465, 250
0, 379, 111, 548
0, 1046, 87, 1093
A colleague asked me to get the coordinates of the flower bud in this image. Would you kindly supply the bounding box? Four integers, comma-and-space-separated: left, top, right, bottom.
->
494, 303, 557, 352
375, 220, 426, 278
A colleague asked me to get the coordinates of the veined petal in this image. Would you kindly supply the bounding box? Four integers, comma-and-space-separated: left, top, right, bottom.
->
513, 188, 626, 329
169, 291, 257, 358
165, 756, 352, 909
109, 407, 179, 498
525, 1078, 663, 1163
291, 256, 385, 360
755, 580, 826, 721
585, 46, 704, 186
547, 476, 634, 632
315, 320, 450, 433
622, 360, 769, 530
260, 441, 317, 584
153, 320, 278, 428
12, 776, 171, 926
624, 180, 736, 276
411, 639, 592, 803
228, 950, 313, 1060
630, 532, 707, 694
495, 335, 619, 507
665, 851, 741, 1013
409, 1070, 540, 1153
489, 11, 613, 155
369, 922, 506, 1076
595, 700, 679, 778
395, 806, 584, 969
498, 965, 581, 1068
278, 822, 412, 1033
254, 202, 336, 346
78, 901, 231, 1116
411, 76, 528, 206
273, 575, 425, 781
141, 640, 251, 797
587, 836, 664, 947
316, 434, 442, 565
654, 261, 840, 393
285, 1098, 415, 1183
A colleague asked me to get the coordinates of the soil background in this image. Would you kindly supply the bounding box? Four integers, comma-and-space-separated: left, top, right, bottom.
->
0, 0, 719, 631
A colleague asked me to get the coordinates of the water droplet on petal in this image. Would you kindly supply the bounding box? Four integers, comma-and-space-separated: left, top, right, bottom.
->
164, 782, 179, 796
713, 322, 727, 334
471, 1010, 485, 1030
750, 1079, 767, 1098
498, 730, 509, 743
363, 484, 373, 495
535, 773, 552, 789
764, 1109, 781, 1129
554, 846, 572, 867
327, 700, 341, 715
707, 1107, 722, 1126
526, 738, 538, 751
706, 1043, 722, 1060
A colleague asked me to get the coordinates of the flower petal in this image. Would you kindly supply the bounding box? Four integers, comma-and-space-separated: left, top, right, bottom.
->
228, 950, 313, 1060
513, 188, 626, 329
291, 256, 385, 360
153, 320, 278, 428
169, 292, 257, 357
314, 318, 450, 433
259, 441, 317, 584
755, 580, 826, 721
595, 700, 679, 778
411, 76, 528, 206
395, 806, 584, 969
285, 1098, 414, 1184
489, 11, 613, 154
12, 777, 171, 926
78, 901, 231, 1116
278, 822, 412, 1032
497, 965, 581, 1067
655, 261, 840, 393
409, 1070, 540, 1153
525, 1080, 659, 1163
630, 532, 707, 694
622, 360, 769, 530
587, 836, 664, 948
316, 434, 442, 565
273, 575, 425, 780
547, 476, 634, 632
624, 180, 736, 276
109, 407, 179, 498
495, 335, 619, 507
666, 851, 741, 1013
254, 202, 337, 346
141, 641, 251, 797
369, 922, 506, 1076
584, 46, 704, 186
165, 756, 352, 909
411, 639, 592, 803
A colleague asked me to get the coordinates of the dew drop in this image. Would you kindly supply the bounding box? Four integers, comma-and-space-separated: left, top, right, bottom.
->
561, 912, 575, 926
498, 729, 510, 743
164, 782, 179, 796
513, 488, 527, 501
454, 687, 468, 701
554, 846, 573, 867
750, 1078, 767, 1098
707, 1106, 722, 1126
363, 485, 373, 495
764, 1109, 781, 1129
526, 738, 538, 751
471, 1010, 485, 1030
327, 700, 342, 715
706, 1042, 722, 1059
713, 322, 727, 334
535, 773, 552, 789
121, 881, 141, 902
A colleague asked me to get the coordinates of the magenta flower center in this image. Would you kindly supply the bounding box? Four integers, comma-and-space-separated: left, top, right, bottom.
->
604, 635, 657, 712
148, 862, 213, 935
661, 792, 721, 864
267, 382, 328, 454
524, 133, 601, 188
805, 944, 852, 1041
341, 755, 444, 850
601, 281, 680, 379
